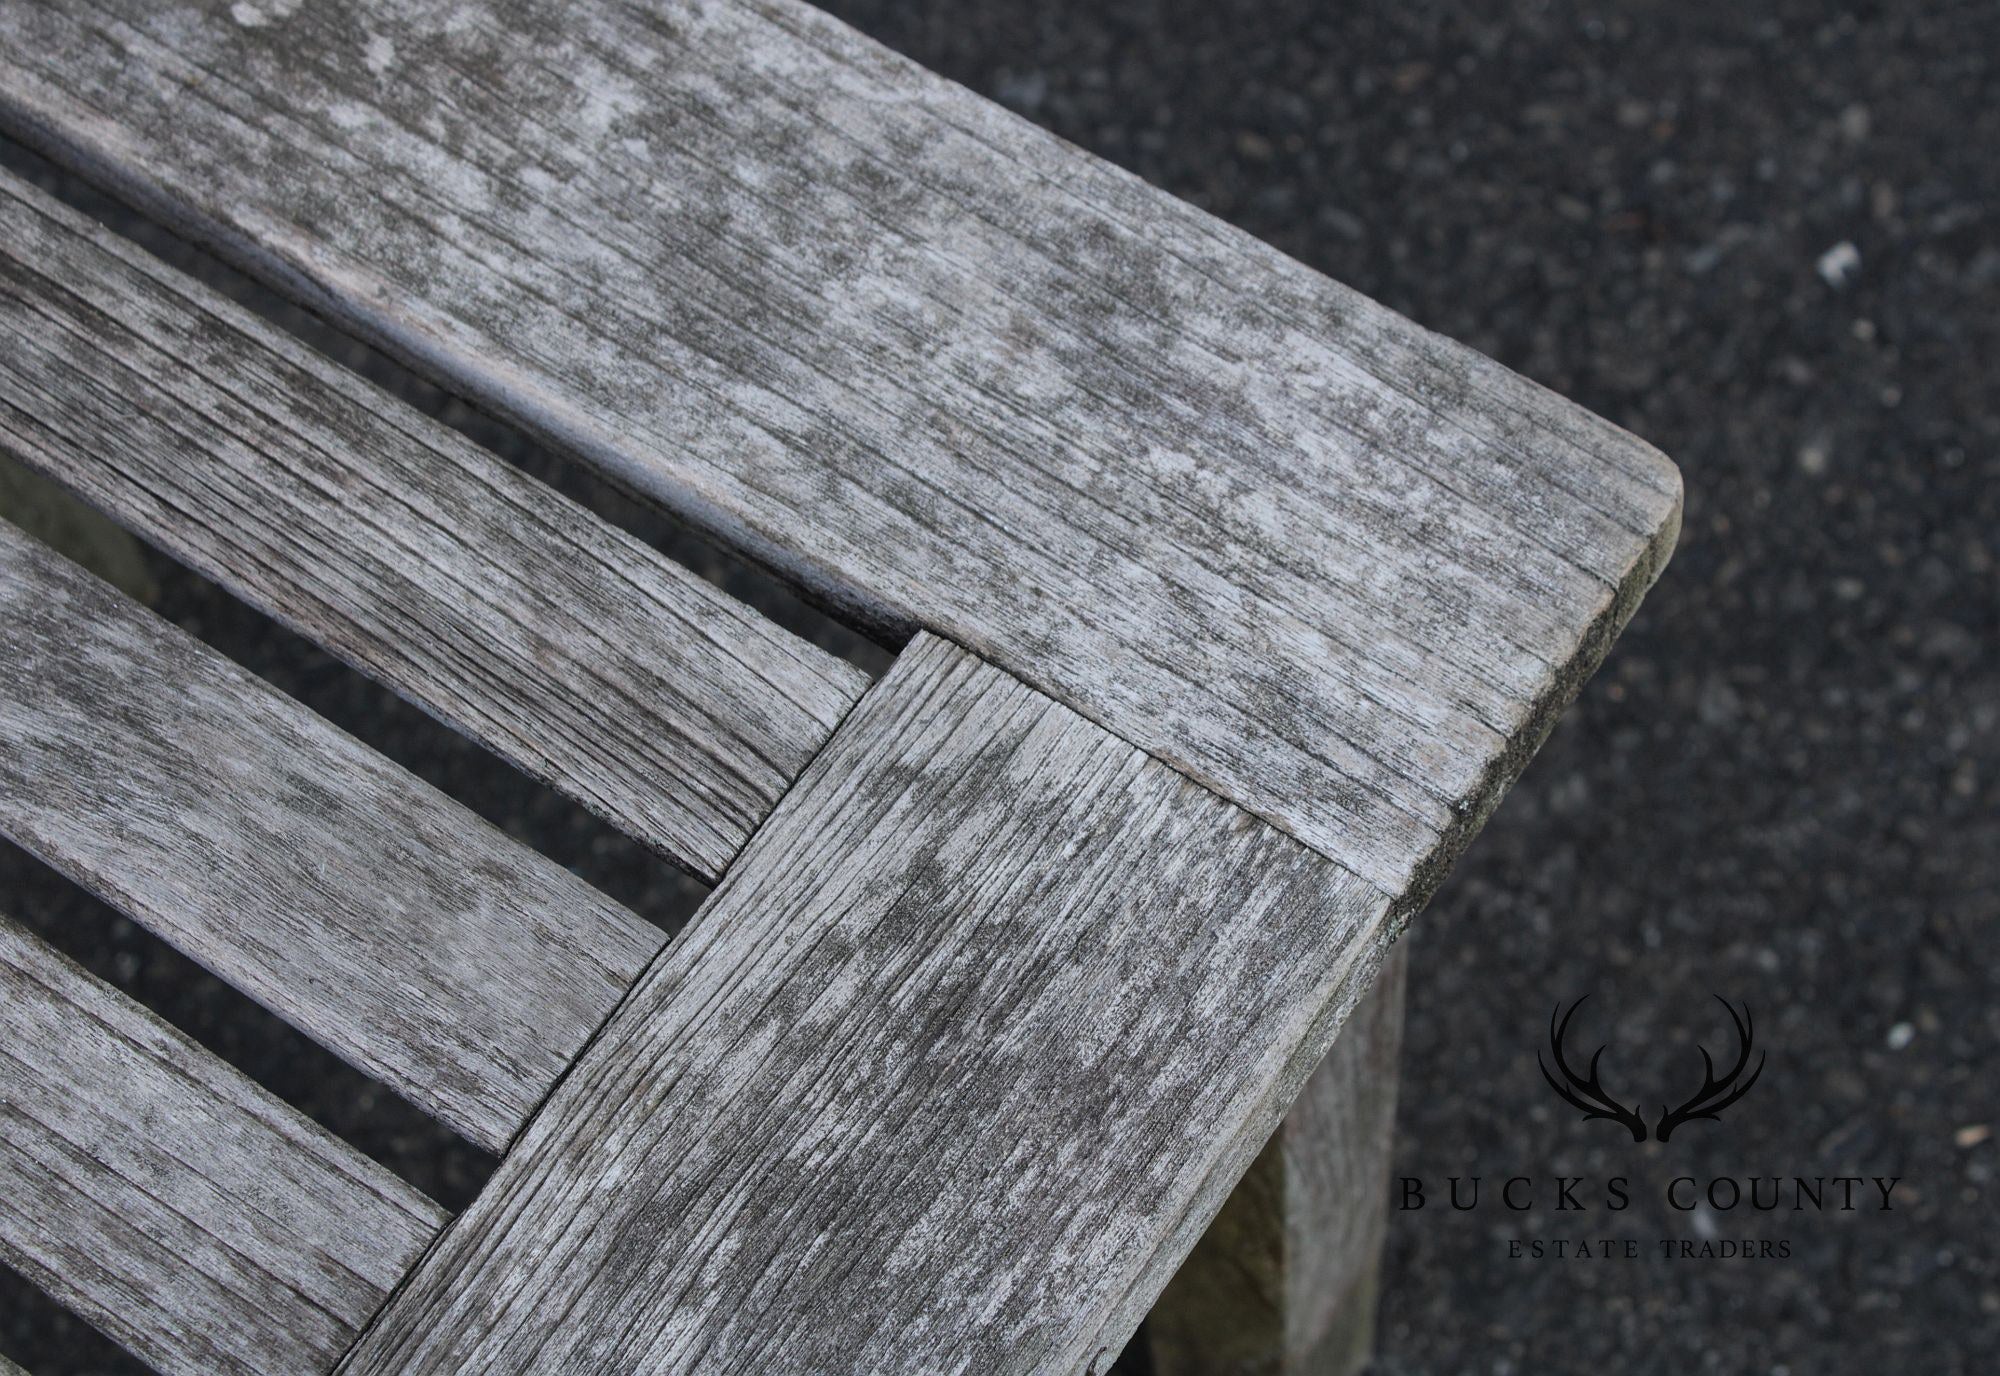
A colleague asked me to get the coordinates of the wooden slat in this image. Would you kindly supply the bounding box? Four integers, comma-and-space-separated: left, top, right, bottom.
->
0, 1352, 26, 1376
0, 168, 867, 884
0, 0, 1680, 895
337, 635, 1398, 1375
0, 523, 664, 1151
0, 911, 445, 1376
1149, 942, 1409, 1376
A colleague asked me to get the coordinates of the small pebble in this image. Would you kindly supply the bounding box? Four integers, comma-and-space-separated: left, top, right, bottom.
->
1818, 240, 1862, 287
1956, 1124, 1992, 1149
1886, 1021, 1916, 1050
1691, 1203, 1719, 1240
1234, 131, 1275, 161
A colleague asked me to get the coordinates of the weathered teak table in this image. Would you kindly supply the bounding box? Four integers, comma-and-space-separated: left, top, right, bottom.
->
0, 1, 1679, 1372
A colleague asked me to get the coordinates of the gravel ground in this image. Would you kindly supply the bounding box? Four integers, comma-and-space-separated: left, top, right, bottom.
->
3, 0, 1995, 1371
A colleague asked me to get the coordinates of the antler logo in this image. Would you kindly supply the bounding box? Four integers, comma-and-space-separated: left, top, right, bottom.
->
1539, 997, 1648, 1141
1539, 996, 1765, 1142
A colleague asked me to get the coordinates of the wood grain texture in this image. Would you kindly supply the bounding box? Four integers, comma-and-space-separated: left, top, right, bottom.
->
0, 0, 1681, 894
0, 522, 664, 1151
0, 911, 445, 1376
0, 167, 867, 884
1148, 942, 1408, 1376
337, 635, 1397, 1376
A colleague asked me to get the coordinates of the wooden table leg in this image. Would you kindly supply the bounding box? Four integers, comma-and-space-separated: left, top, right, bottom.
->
1148, 939, 1409, 1376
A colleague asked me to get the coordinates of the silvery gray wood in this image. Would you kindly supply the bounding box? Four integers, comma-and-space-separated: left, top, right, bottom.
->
0, 1353, 25, 1376
0, 0, 1681, 894
0, 523, 664, 1151
0, 911, 445, 1376
337, 634, 1398, 1376
1148, 941, 1408, 1376
0, 168, 867, 884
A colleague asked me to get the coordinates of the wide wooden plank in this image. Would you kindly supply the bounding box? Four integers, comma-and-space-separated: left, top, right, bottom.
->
0, 911, 445, 1376
337, 635, 1397, 1375
0, 523, 664, 1151
0, 168, 867, 884
0, 0, 1679, 894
